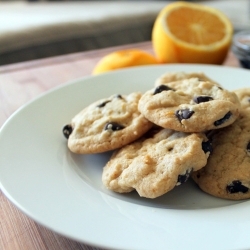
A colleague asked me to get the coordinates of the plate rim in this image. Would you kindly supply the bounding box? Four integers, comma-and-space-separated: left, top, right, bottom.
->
1, 64, 250, 250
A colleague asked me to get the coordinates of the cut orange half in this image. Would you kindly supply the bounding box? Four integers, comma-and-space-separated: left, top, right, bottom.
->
152, 1, 233, 64
92, 49, 159, 74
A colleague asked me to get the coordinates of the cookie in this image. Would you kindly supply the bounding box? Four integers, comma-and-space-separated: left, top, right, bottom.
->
234, 87, 250, 109
154, 71, 220, 87
102, 128, 212, 198
192, 109, 250, 200
63, 92, 153, 154
138, 78, 240, 132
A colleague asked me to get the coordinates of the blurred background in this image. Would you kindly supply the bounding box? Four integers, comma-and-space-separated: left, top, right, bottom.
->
0, 0, 249, 65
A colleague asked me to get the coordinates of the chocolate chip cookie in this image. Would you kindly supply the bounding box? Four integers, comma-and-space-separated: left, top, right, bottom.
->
102, 128, 212, 198
138, 78, 240, 132
234, 87, 250, 109
192, 109, 250, 200
63, 92, 153, 154
155, 71, 220, 87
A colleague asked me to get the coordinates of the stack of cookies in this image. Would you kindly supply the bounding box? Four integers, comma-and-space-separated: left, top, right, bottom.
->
192, 87, 250, 200
63, 72, 250, 200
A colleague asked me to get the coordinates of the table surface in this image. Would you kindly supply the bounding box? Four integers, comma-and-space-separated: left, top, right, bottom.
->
0, 41, 240, 250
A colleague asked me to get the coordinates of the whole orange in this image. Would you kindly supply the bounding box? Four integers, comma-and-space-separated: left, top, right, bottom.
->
92, 49, 159, 74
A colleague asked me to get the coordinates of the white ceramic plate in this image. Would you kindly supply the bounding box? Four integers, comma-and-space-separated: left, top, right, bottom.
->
1, 64, 250, 250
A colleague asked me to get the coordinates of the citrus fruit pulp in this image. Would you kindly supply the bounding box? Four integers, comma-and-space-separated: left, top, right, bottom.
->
152, 1, 233, 64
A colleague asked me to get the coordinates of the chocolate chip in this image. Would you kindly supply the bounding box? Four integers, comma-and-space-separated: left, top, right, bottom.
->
226, 180, 249, 194
175, 109, 194, 121
214, 111, 232, 126
115, 94, 123, 99
193, 96, 213, 104
176, 168, 193, 186
247, 142, 250, 152
97, 95, 123, 108
153, 85, 174, 95
104, 122, 125, 131
62, 124, 73, 139
97, 100, 111, 108
202, 140, 213, 154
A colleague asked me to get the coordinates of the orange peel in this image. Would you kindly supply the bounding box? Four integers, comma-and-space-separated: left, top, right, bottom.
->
152, 1, 233, 64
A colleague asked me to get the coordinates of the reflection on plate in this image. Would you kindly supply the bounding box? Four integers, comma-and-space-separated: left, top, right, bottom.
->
1, 65, 250, 250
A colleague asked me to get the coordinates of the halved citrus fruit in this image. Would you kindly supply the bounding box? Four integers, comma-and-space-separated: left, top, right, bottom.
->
152, 1, 233, 64
92, 49, 159, 74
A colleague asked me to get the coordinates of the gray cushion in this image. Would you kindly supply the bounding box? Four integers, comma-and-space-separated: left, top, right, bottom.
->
0, 1, 168, 65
